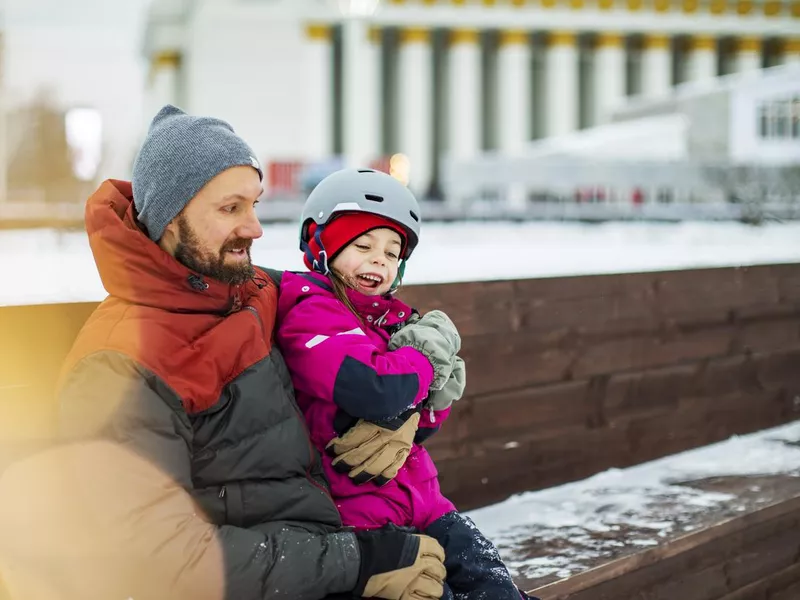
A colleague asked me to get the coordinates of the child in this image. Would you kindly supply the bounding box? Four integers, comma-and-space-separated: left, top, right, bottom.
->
276, 168, 532, 600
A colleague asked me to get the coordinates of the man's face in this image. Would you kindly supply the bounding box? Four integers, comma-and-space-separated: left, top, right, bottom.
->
161, 166, 264, 286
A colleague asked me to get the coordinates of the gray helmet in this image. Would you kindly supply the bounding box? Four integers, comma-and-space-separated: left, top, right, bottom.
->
300, 168, 421, 260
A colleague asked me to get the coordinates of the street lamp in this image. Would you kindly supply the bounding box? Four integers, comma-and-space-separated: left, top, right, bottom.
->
330, 0, 382, 169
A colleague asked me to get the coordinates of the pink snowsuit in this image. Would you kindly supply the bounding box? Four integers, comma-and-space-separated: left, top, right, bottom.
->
276, 271, 456, 531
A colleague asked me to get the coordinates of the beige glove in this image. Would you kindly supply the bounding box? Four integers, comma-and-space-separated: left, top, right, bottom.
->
355, 531, 446, 600
326, 412, 421, 486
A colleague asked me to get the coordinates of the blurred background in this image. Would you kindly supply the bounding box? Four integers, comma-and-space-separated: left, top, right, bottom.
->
0, 0, 799, 301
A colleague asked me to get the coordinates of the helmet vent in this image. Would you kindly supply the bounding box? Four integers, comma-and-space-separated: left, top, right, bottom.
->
357, 169, 376, 173
409, 210, 419, 222
364, 194, 385, 203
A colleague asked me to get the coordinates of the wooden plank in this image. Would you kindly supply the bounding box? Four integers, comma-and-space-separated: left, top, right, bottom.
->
770, 581, 800, 600
696, 354, 761, 397
1, 303, 98, 464
734, 320, 800, 355
512, 271, 657, 303
571, 327, 733, 379
399, 280, 520, 337
468, 380, 591, 440
654, 267, 780, 317
734, 303, 800, 322
647, 563, 730, 600
460, 332, 575, 395
0, 302, 97, 394
753, 348, 800, 391
515, 291, 660, 337
603, 364, 698, 422
532, 496, 800, 599
623, 390, 788, 461
717, 562, 800, 600
776, 266, 800, 303
723, 527, 800, 591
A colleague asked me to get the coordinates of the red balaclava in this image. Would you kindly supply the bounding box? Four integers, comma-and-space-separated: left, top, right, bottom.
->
304, 212, 408, 272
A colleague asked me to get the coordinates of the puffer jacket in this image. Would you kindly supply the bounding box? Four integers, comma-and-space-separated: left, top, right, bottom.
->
275, 271, 454, 530
0, 180, 360, 600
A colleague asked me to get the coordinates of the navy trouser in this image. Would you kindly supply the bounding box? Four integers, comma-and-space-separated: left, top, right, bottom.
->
425, 510, 528, 600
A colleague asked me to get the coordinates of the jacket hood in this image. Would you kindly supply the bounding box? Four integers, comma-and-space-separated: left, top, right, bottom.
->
85, 179, 259, 312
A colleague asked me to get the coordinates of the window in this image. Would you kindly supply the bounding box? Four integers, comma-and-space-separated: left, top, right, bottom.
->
757, 96, 800, 140
775, 100, 789, 138
758, 103, 769, 138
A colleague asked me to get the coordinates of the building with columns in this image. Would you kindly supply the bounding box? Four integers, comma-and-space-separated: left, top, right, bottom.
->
143, 0, 800, 199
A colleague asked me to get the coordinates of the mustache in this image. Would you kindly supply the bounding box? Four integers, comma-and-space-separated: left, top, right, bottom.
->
221, 238, 253, 253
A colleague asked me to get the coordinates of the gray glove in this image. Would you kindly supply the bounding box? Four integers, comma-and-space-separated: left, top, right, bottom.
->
389, 310, 461, 391
427, 355, 466, 411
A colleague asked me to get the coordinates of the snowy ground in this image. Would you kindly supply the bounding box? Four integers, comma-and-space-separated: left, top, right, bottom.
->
466, 420, 800, 591
2, 221, 800, 306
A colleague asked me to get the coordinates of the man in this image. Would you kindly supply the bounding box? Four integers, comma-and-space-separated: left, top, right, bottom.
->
0, 106, 444, 600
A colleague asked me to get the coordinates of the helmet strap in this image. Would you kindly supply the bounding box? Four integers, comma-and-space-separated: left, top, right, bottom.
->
390, 259, 406, 294
302, 224, 331, 275
315, 250, 330, 276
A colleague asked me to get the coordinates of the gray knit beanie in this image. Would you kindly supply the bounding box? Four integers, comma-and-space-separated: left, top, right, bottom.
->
132, 105, 263, 241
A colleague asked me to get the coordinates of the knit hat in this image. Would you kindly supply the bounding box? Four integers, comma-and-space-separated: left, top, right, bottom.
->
303, 213, 408, 272
132, 105, 263, 241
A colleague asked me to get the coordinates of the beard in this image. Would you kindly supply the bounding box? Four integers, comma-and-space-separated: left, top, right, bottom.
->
173, 216, 255, 286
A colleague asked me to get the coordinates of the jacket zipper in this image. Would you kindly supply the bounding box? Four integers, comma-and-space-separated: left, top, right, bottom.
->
244, 305, 265, 338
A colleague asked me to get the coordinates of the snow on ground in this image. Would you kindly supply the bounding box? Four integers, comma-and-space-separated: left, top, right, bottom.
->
2, 221, 800, 306
466, 420, 800, 589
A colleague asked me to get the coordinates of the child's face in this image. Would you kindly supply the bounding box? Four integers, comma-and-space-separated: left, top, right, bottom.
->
331, 228, 403, 296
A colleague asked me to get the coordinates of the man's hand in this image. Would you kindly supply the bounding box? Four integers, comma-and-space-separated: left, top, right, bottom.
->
354, 529, 446, 599
326, 412, 421, 486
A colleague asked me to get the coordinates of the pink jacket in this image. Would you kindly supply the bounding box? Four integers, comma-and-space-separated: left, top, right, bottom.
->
276, 271, 454, 529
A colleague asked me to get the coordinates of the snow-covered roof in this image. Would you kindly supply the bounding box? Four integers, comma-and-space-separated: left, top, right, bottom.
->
521, 113, 690, 161
615, 62, 800, 120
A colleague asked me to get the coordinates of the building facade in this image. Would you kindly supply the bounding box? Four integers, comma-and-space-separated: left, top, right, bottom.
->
143, 0, 800, 198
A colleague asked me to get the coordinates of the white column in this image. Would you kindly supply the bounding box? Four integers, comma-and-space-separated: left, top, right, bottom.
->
448, 28, 482, 161
365, 27, 383, 164
685, 35, 717, 84
733, 36, 762, 73
593, 32, 626, 125
497, 29, 532, 154
397, 27, 433, 197
342, 19, 381, 169
147, 51, 181, 123
545, 31, 579, 137
305, 24, 334, 162
641, 34, 672, 99
783, 39, 800, 65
